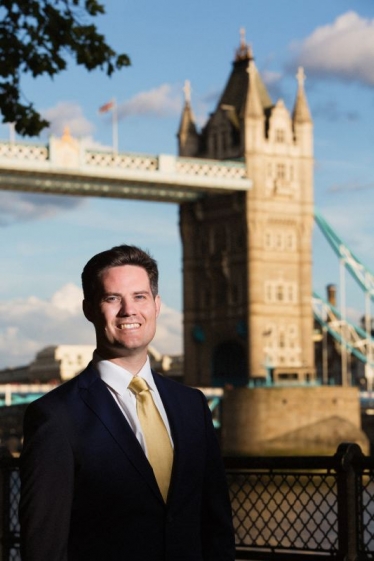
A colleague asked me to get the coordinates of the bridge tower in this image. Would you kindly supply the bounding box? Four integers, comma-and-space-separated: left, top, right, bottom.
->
178, 35, 315, 387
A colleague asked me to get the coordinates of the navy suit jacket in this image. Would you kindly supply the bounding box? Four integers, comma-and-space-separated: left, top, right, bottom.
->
19, 364, 235, 561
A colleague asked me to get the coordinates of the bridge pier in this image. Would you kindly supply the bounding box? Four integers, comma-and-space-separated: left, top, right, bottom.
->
221, 385, 369, 455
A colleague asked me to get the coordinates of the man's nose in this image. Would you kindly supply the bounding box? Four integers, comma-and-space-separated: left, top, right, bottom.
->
118, 298, 135, 316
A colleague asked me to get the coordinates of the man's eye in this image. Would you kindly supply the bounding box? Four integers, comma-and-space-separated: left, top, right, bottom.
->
105, 296, 119, 302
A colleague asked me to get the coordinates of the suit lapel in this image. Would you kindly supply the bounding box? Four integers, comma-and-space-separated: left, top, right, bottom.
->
78, 364, 163, 502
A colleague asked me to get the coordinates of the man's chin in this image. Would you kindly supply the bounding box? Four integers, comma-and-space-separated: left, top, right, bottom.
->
98, 341, 145, 358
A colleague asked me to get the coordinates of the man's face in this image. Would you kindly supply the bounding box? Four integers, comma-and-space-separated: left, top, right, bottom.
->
83, 265, 160, 361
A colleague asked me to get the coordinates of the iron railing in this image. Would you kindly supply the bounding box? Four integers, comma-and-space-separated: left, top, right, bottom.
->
225, 442, 374, 560
0, 455, 20, 561
0, 443, 373, 560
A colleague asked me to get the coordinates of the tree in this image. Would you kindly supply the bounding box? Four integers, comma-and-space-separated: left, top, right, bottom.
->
0, 0, 130, 136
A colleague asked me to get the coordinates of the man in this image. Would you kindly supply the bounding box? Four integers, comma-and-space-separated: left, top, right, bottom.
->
20, 244, 235, 561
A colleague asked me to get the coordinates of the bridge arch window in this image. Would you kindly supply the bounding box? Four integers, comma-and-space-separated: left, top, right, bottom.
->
275, 233, 283, 250
265, 282, 273, 302
275, 129, 285, 143
276, 285, 284, 301
286, 232, 296, 251
264, 231, 297, 252
264, 280, 298, 304
276, 163, 286, 180
264, 231, 272, 249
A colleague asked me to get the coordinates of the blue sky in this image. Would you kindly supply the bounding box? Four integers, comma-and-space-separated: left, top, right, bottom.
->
0, 0, 373, 368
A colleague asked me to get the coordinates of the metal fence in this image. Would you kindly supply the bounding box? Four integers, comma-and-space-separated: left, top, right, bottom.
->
225, 442, 374, 560
0, 443, 373, 560
0, 455, 20, 561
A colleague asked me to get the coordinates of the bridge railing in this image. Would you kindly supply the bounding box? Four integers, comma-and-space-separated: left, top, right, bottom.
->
225, 442, 374, 560
0, 443, 373, 560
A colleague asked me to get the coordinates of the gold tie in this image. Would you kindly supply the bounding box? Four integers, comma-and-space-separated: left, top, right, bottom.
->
129, 376, 173, 502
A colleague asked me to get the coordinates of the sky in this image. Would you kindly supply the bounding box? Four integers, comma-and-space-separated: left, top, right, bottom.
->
0, 0, 373, 369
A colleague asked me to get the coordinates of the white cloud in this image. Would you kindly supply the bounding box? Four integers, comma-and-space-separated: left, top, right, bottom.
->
117, 84, 182, 120
317, 198, 374, 270
42, 101, 95, 138
0, 284, 183, 369
0, 192, 85, 226
289, 11, 374, 86
50, 283, 83, 314
153, 302, 183, 355
262, 70, 282, 87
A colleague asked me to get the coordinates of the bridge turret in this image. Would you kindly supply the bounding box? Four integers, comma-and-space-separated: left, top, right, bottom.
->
292, 67, 313, 157
177, 80, 200, 157
244, 59, 265, 153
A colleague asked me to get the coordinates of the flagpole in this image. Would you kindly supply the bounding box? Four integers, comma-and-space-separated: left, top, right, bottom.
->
9, 122, 15, 144
112, 99, 118, 153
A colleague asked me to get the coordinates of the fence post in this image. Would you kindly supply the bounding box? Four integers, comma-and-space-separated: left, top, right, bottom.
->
0, 461, 4, 561
0, 448, 13, 561
335, 442, 364, 561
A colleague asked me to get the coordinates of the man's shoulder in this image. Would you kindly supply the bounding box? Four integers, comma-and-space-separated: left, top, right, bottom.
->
152, 370, 204, 399
26, 363, 96, 412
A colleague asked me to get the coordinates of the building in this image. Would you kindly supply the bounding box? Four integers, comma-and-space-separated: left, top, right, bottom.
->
178, 33, 315, 387
0, 345, 95, 384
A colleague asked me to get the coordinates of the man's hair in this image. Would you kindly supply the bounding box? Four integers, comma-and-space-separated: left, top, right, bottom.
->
81, 244, 159, 302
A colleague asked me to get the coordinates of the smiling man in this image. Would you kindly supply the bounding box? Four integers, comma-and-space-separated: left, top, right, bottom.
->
19, 244, 235, 561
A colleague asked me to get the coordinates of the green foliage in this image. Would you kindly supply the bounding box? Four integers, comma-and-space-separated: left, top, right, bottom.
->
0, 0, 130, 136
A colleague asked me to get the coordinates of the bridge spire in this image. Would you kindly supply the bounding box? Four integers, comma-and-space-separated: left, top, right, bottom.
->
292, 67, 311, 124
178, 80, 199, 157
292, 66, 313, 156
235, 27, 253, 61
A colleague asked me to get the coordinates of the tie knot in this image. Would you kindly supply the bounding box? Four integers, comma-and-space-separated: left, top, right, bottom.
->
129, 376, 149, 395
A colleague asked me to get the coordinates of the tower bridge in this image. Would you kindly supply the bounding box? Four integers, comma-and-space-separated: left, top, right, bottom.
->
1, 35, 372, 394
0, 136, 251, 203
1, 34, 372, 455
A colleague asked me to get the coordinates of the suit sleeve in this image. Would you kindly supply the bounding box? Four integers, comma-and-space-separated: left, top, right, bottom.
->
200, 393, 236, 561
19, 401, 75, 561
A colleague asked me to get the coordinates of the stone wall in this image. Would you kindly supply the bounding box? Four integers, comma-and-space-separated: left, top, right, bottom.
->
221, 386, 369, 455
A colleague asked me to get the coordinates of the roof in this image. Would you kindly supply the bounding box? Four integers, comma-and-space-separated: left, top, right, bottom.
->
217, 55, 273, 119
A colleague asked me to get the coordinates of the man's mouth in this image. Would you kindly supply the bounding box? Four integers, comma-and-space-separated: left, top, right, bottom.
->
118, 323, 141, 330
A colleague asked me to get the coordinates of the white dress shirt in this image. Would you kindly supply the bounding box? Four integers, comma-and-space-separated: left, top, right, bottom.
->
92, 353, 174, 456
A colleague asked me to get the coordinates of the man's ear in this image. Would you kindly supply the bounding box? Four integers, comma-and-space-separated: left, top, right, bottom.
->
155, 294, 161, 318
82, 299, 94, 322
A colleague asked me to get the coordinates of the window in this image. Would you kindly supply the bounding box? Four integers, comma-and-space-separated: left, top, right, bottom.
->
286, 233, 295, 251
275, 129, 285, 143
265, 283, 273, 302
276, 285, 284, 301
276, 163, 286, 180
265, 281, 298, 304
264, 231, 272, 249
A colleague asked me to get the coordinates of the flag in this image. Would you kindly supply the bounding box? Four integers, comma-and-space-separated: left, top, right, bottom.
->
99, 100, 115, 113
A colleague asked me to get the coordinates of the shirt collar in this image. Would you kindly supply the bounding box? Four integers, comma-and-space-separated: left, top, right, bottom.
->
93, 352, 155, 396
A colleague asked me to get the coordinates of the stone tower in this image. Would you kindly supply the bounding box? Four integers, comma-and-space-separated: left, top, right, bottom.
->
178, 34, 315, 387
